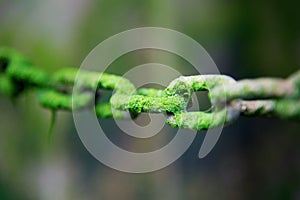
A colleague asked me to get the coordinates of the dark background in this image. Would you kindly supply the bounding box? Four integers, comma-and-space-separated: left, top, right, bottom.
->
0, 0, 299, 199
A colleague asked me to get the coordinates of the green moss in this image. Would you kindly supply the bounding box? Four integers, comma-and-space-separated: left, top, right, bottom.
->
6, 63, 50, 87
95, 103, 128, 119
166, 110, 227, 130
137, 88, 163, 97
38, 89, 93, 110
289, 70, 300, 97
274, 99, 300, 119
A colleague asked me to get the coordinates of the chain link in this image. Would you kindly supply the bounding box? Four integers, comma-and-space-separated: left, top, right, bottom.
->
1, 47, 299, 130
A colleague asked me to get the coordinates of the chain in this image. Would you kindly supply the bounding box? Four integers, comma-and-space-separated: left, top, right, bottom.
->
0, 47, 299, 131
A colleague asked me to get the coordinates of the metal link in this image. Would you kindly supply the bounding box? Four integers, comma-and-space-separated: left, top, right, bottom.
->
0, 47, 300, 131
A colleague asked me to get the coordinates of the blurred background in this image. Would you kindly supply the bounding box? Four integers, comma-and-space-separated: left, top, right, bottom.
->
0, 0, 299, 199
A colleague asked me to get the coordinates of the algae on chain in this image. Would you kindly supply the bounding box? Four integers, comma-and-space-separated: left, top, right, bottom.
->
53, 68, 100, 91
99, 74, 135, 94
128, 95, 185, 114
6, 63, 50, 87
166, 109, 227, 130
166, 112, 213, 130
166, 74, 237, 106
51, 68, 137, 112
187, 75, 237, 104
213, 75, 300, 102
137, 88, 164, 97
38, 89, 93, 110
53, 68, 136, 93
95, 103, 128, 119
162, 75, 241, 130
110, 76, 190, 115
274, 99, 300, 119
52, 68, 78, 85
0, 47, 50, 88
288, 70, 300, 97
95, 103, 113, 118
164, 76, 192, 102
0, 47, 50, 97
2, 46, 300, 131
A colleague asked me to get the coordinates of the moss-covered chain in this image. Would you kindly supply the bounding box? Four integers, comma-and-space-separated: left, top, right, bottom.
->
0, 47, 300, 131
